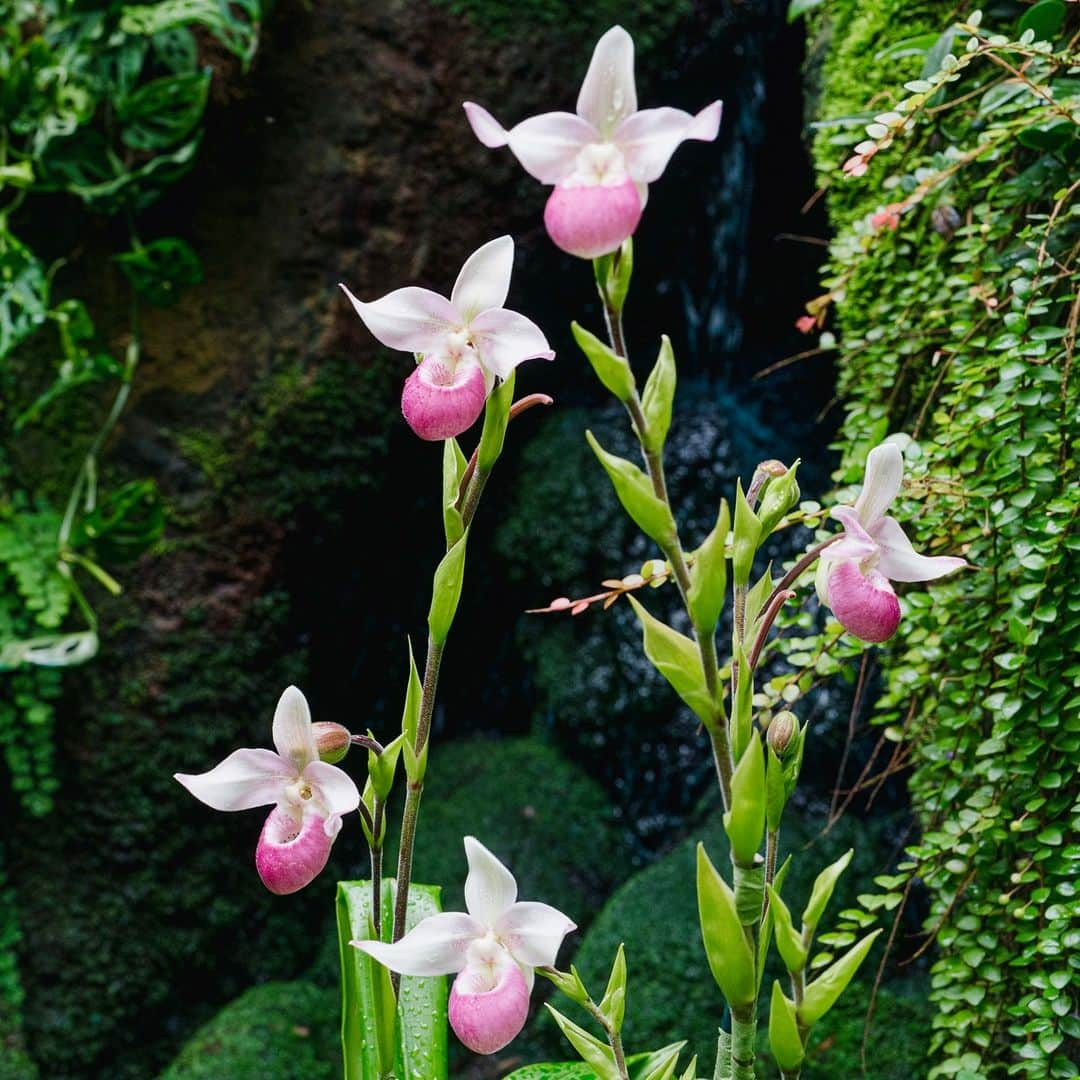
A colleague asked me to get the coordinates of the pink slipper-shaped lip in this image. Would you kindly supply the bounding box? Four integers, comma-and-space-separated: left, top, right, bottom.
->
448, 956, 531, 1055
255, 806, 333, 896
401, 355, 488, 440
826, 562, 902, 644
544, 179, 643, 259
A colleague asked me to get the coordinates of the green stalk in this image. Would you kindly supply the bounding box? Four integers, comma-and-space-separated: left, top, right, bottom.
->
730, 1005, 757, 1080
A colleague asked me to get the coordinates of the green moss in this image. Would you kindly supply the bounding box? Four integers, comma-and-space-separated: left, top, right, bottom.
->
159, 981, 339, 1080
545, 810, 929, 1073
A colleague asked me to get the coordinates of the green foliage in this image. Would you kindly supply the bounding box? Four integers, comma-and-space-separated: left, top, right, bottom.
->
563, 811, 930, 1076
798, 3, 1080, 1075
159, 980, 339, 1080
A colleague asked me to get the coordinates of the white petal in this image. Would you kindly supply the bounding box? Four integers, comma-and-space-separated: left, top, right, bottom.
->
353, 912, 484, 976
175, 748, 292, 812
871, 516, 968, 583
469, 308, 555, 381
272, 685, 318, 771
494, 901, 577, 969
614, 101, 722, 184
465, 104, 596, 184
853, 442, 903, 527
451, 237, 514, 324
826, 506, 879, 561
302, 759, 361, 823
340, 283, 457, 354
577, 26, 637, 137
464, 836, 518, 926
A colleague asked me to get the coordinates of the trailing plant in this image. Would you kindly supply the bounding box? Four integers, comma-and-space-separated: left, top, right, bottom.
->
782, 2, 1080, 1075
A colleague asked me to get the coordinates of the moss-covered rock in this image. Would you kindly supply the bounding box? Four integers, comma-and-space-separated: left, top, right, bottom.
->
159, 981, 339, 1080
539, 809, 930, 1074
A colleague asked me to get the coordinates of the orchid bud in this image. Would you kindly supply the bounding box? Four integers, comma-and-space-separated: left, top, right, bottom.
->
311, 721, 351, 764
767, 711, 797, 757
756, 460, 801, 536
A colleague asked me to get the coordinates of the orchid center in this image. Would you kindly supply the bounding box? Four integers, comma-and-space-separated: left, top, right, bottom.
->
463, 933, 514, 992
284, 778, 314, 805
569, 142, 629, 188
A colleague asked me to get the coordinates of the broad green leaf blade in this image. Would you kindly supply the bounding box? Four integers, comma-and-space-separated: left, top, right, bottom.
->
338, 879, 448, 1080
504, 1045, 688, 1080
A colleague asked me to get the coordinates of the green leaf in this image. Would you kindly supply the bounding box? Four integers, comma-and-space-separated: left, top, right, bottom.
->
696, 844, 757, 1008
337, 879, 448, 1080
120, 0, 262, 65
688, 500, 730, 635
503, 1044, 686, 1080
0, 232, 49, 359
627, 596, 716, 726
787, 0, 824, 22
731, 644, 753, 762
70, 478, 165, 563
587, 431, 678, 549
401, 638, 423, 747
368, 733, 404, 801
640, 336, 676, 452
113, 238, 203, 306
117, 71, 210, 150
798, 930, 882, 1027
731, 480, 761, 586
758, 856, 791, 992
572, 321, 635, 402
428, 530, 469, 644
477, 371, 516, 470
724, 735, 766, 866
803, 849, 854, 932
768, 981, 805, 1071
441, 438, 468, 545
1018, 0, 1066, 42
546, 1006, 619, 1080
766, 745, 786, 832
766, 884, 807, 974
599, 943, 627, 1033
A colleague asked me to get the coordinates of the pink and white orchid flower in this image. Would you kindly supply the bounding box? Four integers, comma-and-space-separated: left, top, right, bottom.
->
340, 236, 553, 441
353, 836, 576, 1055
175, 686, 360, 895
817, 441, 967, 643
464, 26, 722, 259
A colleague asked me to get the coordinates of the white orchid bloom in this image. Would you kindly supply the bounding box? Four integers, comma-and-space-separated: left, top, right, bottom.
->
464, 25, 722, 258
354, 836, 576, 1055
340, 236, 553, 441
175, 686, 360, 895
817, 441, 967, 642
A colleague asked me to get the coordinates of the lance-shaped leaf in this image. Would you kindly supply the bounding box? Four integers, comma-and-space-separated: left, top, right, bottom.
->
757, 856, 791, 992
731, 644, 753, 762
428, 529, 469, 644
640, 335, 676, 453
724, 735, 766, 866
338, 879, 448, 1080
768, 981, 805, 1072
442, 437, 468, 544
803, 849, 854, 932
687, 500, 729, 635
742, 564, 774, 636
599, 943, 627, 1033
627, 596, 716, 727
765, 884, 806, 974
696, 844, 756, 1008
368, 733, 404, 801
546, 1005, 620, 1080
572, 320, 635, 402
765, 744, 787, 832
502, 1043, 686, 1080
798, 929, 882, 1027
587, 431, 678, 549
401, 638, 423, 747
477, 371, 516, 470
731, 480, 761, 587
538, 965, 590, 1005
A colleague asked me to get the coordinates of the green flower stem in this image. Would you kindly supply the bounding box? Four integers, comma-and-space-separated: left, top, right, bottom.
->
601, 292, 733, 811
370, 796, 384, 941
730, 1005, 758, 1080
583, 998, 630, 1080
390, 461, 489, 962
760, 827, 780, 928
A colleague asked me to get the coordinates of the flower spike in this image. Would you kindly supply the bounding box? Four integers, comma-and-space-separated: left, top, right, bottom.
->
818, 441, 967, 642
465, 26, 722, 258
341, 237, 553, 440
353, 836, 576, 1055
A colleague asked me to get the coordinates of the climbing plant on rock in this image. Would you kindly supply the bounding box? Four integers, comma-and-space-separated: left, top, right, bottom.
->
784, 2, 1079, 1076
